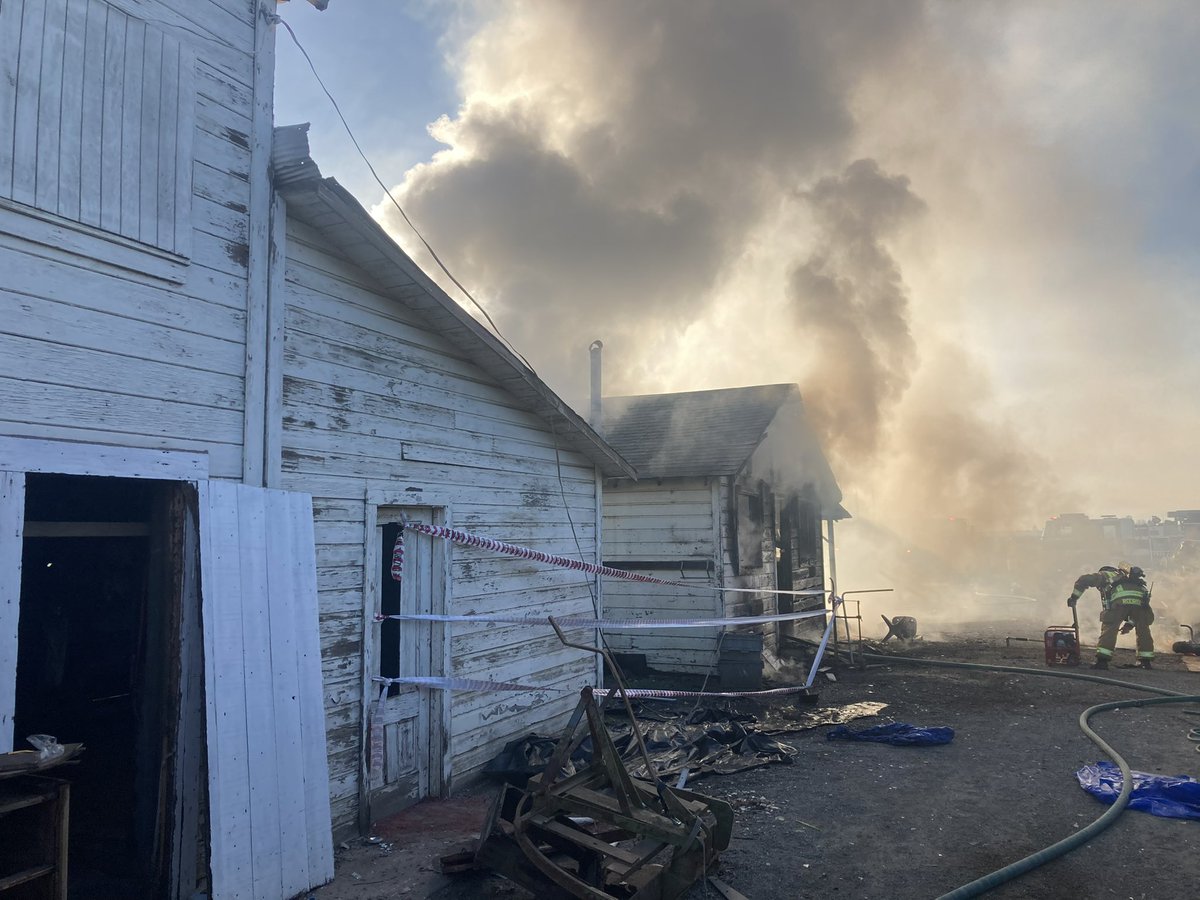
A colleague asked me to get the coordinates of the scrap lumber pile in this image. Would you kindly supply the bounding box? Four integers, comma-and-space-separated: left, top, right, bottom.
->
450, 686, 732, 899
443, 620, 736, 899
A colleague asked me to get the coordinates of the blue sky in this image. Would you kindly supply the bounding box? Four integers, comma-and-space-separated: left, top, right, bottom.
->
275, 0, 457, 202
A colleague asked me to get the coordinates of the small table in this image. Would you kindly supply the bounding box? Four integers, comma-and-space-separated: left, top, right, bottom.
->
0, 747, 81, 900
0, 776, 69, 899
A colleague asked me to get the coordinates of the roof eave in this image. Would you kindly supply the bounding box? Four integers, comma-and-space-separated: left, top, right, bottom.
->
271, 128, 637, 479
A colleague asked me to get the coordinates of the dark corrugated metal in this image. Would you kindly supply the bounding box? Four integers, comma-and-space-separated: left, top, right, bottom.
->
272, 123, 323, 188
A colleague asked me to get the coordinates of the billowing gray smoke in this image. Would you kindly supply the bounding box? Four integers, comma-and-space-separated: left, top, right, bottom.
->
362, 1, 1198, 625
381, 0, 924, 400
787, 159, 924, 464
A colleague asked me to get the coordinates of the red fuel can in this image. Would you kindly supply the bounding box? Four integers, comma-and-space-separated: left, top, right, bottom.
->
1045, 627, 1080, 667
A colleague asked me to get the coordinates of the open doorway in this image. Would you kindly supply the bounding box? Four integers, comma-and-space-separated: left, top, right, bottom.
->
367, 507, 447, 825
12, 474, 197, 898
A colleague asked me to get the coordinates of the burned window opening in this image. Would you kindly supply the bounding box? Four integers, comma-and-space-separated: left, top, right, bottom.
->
735, 486, 766, 574
378, 521, 403, 696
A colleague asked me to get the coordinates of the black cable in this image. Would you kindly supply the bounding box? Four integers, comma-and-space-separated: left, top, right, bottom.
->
274, 15, 535, 372
277, 13, 605, 593
277, 13, 638, 690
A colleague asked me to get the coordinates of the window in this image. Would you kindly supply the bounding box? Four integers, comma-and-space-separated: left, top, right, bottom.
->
0, 0, 194, 258
736, 489, 765, 572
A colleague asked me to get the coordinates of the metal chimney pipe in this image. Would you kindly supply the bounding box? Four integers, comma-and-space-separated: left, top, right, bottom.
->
589, 340, 604, 435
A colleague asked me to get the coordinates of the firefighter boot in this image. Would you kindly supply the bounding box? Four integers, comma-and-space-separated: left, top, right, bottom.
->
1091, 657, 1109, 670
1138, 659, 1153, 670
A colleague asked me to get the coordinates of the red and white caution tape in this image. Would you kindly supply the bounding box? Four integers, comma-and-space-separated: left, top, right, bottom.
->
377, 609, 827, 629
595, 685, 817, 699
373, 675, 548, 692
370, 675, 816, 699
391, 522, 824, 599
394, 521, 676, 585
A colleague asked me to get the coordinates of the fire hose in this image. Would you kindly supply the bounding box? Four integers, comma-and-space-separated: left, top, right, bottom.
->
848, 652, 1199, 899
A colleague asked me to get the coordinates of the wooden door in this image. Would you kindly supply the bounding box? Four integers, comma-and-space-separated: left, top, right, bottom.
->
198, 481, 334, 899
370, 508, 445, 821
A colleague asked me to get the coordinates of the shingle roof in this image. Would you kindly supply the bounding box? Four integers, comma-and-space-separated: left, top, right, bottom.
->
603, 384, 848, 519
603, 384, 797, 477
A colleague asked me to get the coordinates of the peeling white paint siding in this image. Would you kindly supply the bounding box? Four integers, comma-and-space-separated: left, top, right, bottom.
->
0, 0, 265, 477
280, 218, 601, 837
605, 463, 826, 672
601, 478, 723, 674
0, 1, 347, 895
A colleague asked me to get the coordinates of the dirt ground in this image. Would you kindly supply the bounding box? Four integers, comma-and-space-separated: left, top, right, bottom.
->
312, 628, 1200, 900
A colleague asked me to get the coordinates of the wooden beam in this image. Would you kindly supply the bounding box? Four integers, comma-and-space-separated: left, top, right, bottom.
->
0, 436, 208, 481
241, 0, 277, 487
0, 472, 24, 753
23, 521, 150, 538
264, 191, 287, 488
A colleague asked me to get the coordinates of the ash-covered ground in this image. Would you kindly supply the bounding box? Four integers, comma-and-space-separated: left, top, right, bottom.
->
315, 628, 1200, 900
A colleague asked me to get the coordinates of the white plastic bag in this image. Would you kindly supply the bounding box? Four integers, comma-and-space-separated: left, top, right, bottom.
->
26, 734, 65, 762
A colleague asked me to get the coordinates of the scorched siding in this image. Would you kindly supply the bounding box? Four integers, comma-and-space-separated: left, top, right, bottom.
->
281, 218, 600, 832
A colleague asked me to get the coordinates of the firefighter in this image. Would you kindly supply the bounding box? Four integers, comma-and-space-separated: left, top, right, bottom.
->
1067, 563, 1154, 669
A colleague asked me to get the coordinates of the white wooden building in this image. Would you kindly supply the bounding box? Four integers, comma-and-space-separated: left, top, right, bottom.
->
2, 1, 631, 897
0, 2, 343, 898
272, 125, 636, 836
600, 385, 847, 678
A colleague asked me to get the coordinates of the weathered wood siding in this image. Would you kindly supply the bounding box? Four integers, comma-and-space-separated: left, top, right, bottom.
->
281, 218, 601, 835
199, 481, 334, 899
0, 0, 261, 477
607, 470, 822, 671
0, 0, 195, 254
601, 478, 721, 675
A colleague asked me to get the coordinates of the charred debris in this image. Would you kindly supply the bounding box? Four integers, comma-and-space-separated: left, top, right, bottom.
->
437, 617, 891, 899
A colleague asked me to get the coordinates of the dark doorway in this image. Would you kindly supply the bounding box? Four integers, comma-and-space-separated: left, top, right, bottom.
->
13, 474, 190, 899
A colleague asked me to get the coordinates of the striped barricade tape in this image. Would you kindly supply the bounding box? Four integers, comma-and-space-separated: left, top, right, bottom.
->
391, 521, 825, 599
372, 675, 818, 699
375, 608, 828, 629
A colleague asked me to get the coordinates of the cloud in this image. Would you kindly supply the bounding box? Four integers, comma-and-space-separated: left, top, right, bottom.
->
371, 0, 1199, 541
379, 0, 927, 396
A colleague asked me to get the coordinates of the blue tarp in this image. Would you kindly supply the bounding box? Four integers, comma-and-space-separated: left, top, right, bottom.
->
1076, 762, 1200, 820
826, 722, 955, 746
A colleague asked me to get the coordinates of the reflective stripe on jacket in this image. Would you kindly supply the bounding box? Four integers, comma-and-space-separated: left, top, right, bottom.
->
1112, 585, 1149, 606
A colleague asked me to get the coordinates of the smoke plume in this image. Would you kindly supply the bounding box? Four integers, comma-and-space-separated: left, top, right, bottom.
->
787, 159, 923, 464
363, 0, 1200, 626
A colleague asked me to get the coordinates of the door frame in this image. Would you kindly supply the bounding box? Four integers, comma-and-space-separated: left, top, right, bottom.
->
359, 490, 451, 831
1, 437, 207, 755
0, 471, 24, 753
0, 438, 208, 899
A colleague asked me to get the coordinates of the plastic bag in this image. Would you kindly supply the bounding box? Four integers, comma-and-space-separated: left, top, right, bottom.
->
26, 734, 65, 762
826, 722, 955, 746
1076, 762, 1200, 820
